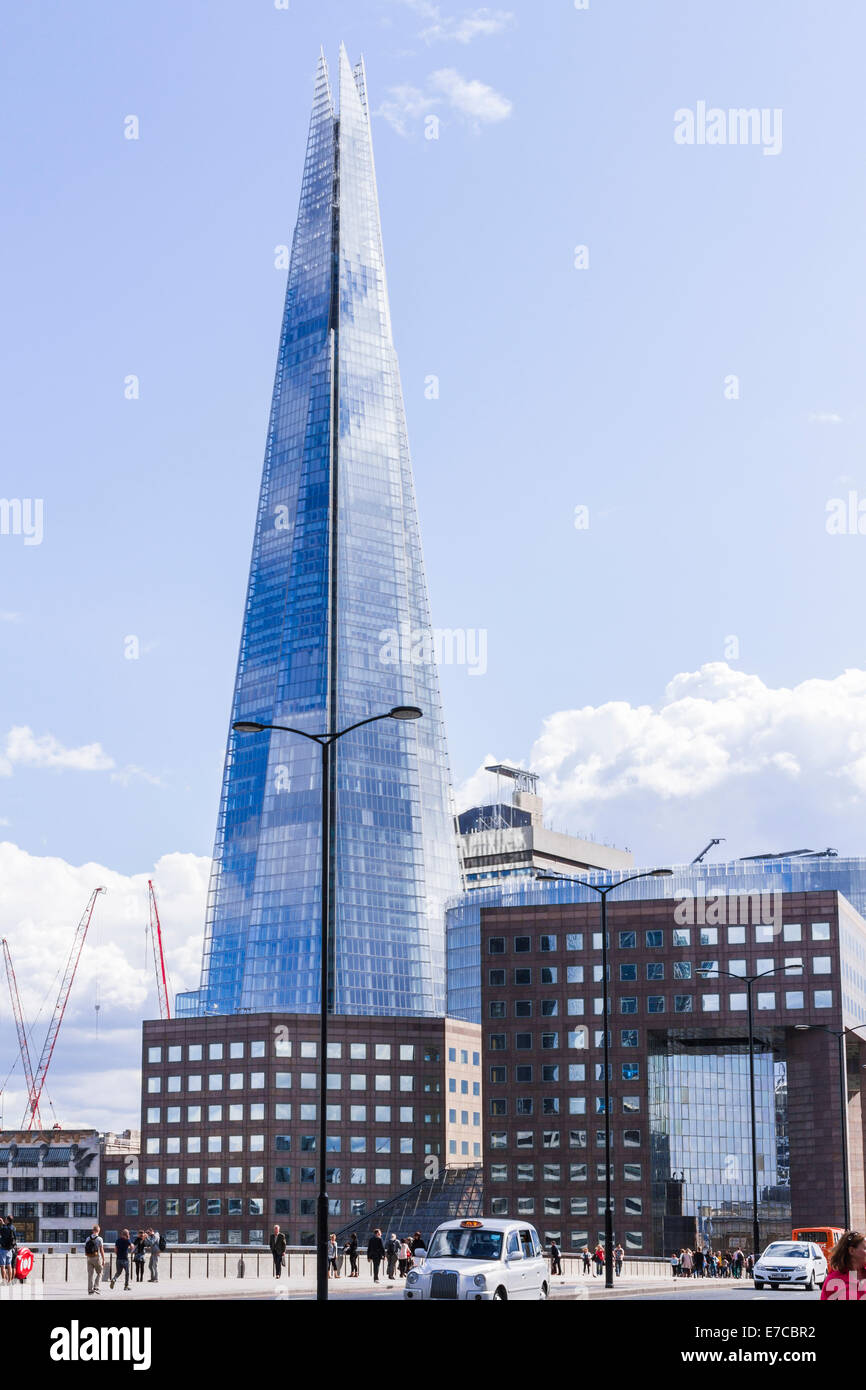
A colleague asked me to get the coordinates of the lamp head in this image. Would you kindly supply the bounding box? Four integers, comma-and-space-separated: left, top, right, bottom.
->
389, 706, 423, 721
233, 721, 267, 733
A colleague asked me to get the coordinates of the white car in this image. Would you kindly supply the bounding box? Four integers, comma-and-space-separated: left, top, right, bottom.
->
404, 1218, 550, 1301
753, 1240, 827, 1291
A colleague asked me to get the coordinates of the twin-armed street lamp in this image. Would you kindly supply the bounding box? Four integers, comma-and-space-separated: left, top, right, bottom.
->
697, 962, 802, 1259
233, 704, 423, 1302
536, 868, 673, 1290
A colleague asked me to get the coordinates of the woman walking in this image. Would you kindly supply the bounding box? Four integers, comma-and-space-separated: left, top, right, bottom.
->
327, 1233, 340, 1278
132, 1230, 147, 1284
346, 1232, 360, 1277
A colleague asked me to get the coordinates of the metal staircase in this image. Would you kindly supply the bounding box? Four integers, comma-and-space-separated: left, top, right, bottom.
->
335, 1165, 483, 1249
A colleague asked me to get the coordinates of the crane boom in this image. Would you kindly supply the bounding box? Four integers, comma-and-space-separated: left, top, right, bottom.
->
2, 938, 41, 1128
147, 880, 171, 1020
27, 886, 106, 1129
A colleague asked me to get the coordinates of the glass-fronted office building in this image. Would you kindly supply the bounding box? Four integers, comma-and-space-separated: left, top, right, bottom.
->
178, 48, 461, 1019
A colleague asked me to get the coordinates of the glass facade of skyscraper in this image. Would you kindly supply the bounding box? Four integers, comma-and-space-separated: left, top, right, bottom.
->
178, 48, 461, 1019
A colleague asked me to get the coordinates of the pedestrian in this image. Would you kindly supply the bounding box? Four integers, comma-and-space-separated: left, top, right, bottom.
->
146, 1227, 161, 1283
346, 1232, 360, 1277
385, 1232, 400, 1280
592, 1243, 604, 1276
85, 1223, 105, 1296
582, 1245, 591, 1274
693, 1248, 704, 1278
705, 1250, 715, 1278
269, 1224, 287, 1278
327, 1233, 340, 1277
550, 1239, 562, 1277
367, 1228, 385, 1283
821, 1229, 866, 1300
732, 1247, 744, 1279
613, 1241, 624, 1277
746, 1252, 754, 1277
681, 1247, 693, 1278
132, 1230, 147, 1283
0, 1216, 17, 1284
670, 1251, 680, 1279
110, 1228, 132, 1291
398, 1238, 411, 1277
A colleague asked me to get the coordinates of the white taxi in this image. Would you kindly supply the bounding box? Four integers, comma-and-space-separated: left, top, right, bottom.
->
404, 1218, 550, 1301
753, 1240, 828, 1291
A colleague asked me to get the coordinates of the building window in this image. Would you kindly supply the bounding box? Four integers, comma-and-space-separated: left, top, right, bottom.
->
701, 995, 720, 1012
674, 996, 693, 1014
647, 996, 665, 1014
673, 962, 691, 980
785, 991, 805, 1009
540, 935, 556, 952
618, 932, 636, 949
783, 923, 802, 941
489, 970, 505, 986
619, 964, 637, 982
756, 992, 775, 1010
646, 963, 663, 981
566, 934, 583, 951
619, 998, 637, 1014
621, 1031, 638, 1047
727, 926, 746, 945
645, 931, 662, 948
488, 937, 505, 954
811, 922, 831, 941
814, 990, 833, 1008
514, 937, 531, 953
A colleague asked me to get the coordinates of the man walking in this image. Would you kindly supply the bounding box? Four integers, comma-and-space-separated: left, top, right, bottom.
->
385, 1232, 400, 1280
0, 1216, 16, 1284
613, 1241, 624, 1277
549, 1239, 562, 1277
110, 1229, 133, 1291
85, 1224, 105, 1295
146, 1227, 161, 1283
269, 1225, 287, 1278
367, 1228, 385, 1283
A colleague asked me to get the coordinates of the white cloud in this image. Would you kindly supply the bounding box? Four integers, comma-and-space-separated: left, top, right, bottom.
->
378, 66, 512, 134
0, 725, 160, 786
421, 7, 515, 43
456, 664, 866, 863
808, 411, 843, 424
0, 612, 22, 623
429, 67, 512, 121
0, 843, 209, 1130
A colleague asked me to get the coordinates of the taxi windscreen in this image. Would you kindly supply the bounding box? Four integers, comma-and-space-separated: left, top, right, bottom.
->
428, 1229, 504, 1260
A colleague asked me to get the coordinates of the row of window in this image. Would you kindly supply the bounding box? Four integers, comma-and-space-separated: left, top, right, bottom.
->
141, 1168, 413, 1188
489, 956, 834, 991
489, 1030, 642, 1051
487, 924, 832, 953
41, 1229, 96, 1244
489, 1195, 643, 1216
492, 989, 836, 1017
489, 1063, 640, 1082
144, 1135, 424, 1156
0, 1178, 98, 1193
146, 1072, 431, 1094
489, 1162, 641, 1182
489, 1098, 638, 1117
490, 1130, 641, 1149
1, 1202, 96, 1218
145, 1103, 420, 1126
146, 1042, 445, 1064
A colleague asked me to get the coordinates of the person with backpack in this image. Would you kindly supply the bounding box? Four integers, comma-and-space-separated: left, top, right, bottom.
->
110, 1229, 133, 1291
385, 1232, 400, 1280
146, 1227, 163, 1283
0, 1216, 17, 1284
85, 1224, 105, 1295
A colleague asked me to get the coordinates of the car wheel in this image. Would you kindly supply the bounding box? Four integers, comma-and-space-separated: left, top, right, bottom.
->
805, 1273, 815, 1291
754, 1281, 764, 1290
539, 1281, 549, 1299
492, 1287, 507, 1301
770, 1283, 778, 1290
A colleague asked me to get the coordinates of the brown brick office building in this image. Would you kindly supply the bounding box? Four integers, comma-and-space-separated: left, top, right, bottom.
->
471, 889, 866, 1256
125, 1012, 481, 1247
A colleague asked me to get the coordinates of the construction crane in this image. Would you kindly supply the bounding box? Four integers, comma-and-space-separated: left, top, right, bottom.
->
146, 880, 171, 1020
692, 838, 724, 864
24, 886, 106, 1130
1, 937, 41, 1128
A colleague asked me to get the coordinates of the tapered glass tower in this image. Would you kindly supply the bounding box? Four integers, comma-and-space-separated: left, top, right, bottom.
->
177, 48, 461, 1019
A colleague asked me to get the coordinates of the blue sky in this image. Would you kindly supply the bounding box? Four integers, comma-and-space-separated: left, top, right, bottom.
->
1, 0, 865, 1125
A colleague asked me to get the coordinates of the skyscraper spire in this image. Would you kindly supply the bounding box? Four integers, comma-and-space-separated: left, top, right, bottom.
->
179, 50, 461, 1019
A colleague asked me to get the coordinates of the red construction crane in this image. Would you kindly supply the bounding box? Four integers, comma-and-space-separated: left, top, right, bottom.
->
1, 937, 41, 1128
25, 886, 106, 1130
147, 879, 171, 1020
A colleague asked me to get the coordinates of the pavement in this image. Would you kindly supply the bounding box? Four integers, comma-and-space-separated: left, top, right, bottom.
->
5, 1272, 804, 1302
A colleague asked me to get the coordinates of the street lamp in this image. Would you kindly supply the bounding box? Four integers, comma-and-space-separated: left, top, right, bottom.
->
233, 704, 423, 1301
793, 1022, 866, 1231
536, 867, 673, 1289
698, 961, 802, 1261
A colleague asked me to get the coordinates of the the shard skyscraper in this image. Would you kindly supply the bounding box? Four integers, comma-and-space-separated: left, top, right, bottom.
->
177, 48, 461, 1019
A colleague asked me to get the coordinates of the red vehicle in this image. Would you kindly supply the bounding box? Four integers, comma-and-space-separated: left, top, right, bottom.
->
14, 1246, 34, 1282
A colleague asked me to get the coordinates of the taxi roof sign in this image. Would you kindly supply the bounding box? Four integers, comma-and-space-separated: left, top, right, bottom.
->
459, 1220, 483, 1228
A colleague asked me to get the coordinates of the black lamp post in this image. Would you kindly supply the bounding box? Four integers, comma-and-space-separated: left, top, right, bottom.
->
233, 704, 423, 1302
698, 961, 802, 1260
536, 868, 673, 1289
793, 1022, 866, 1232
